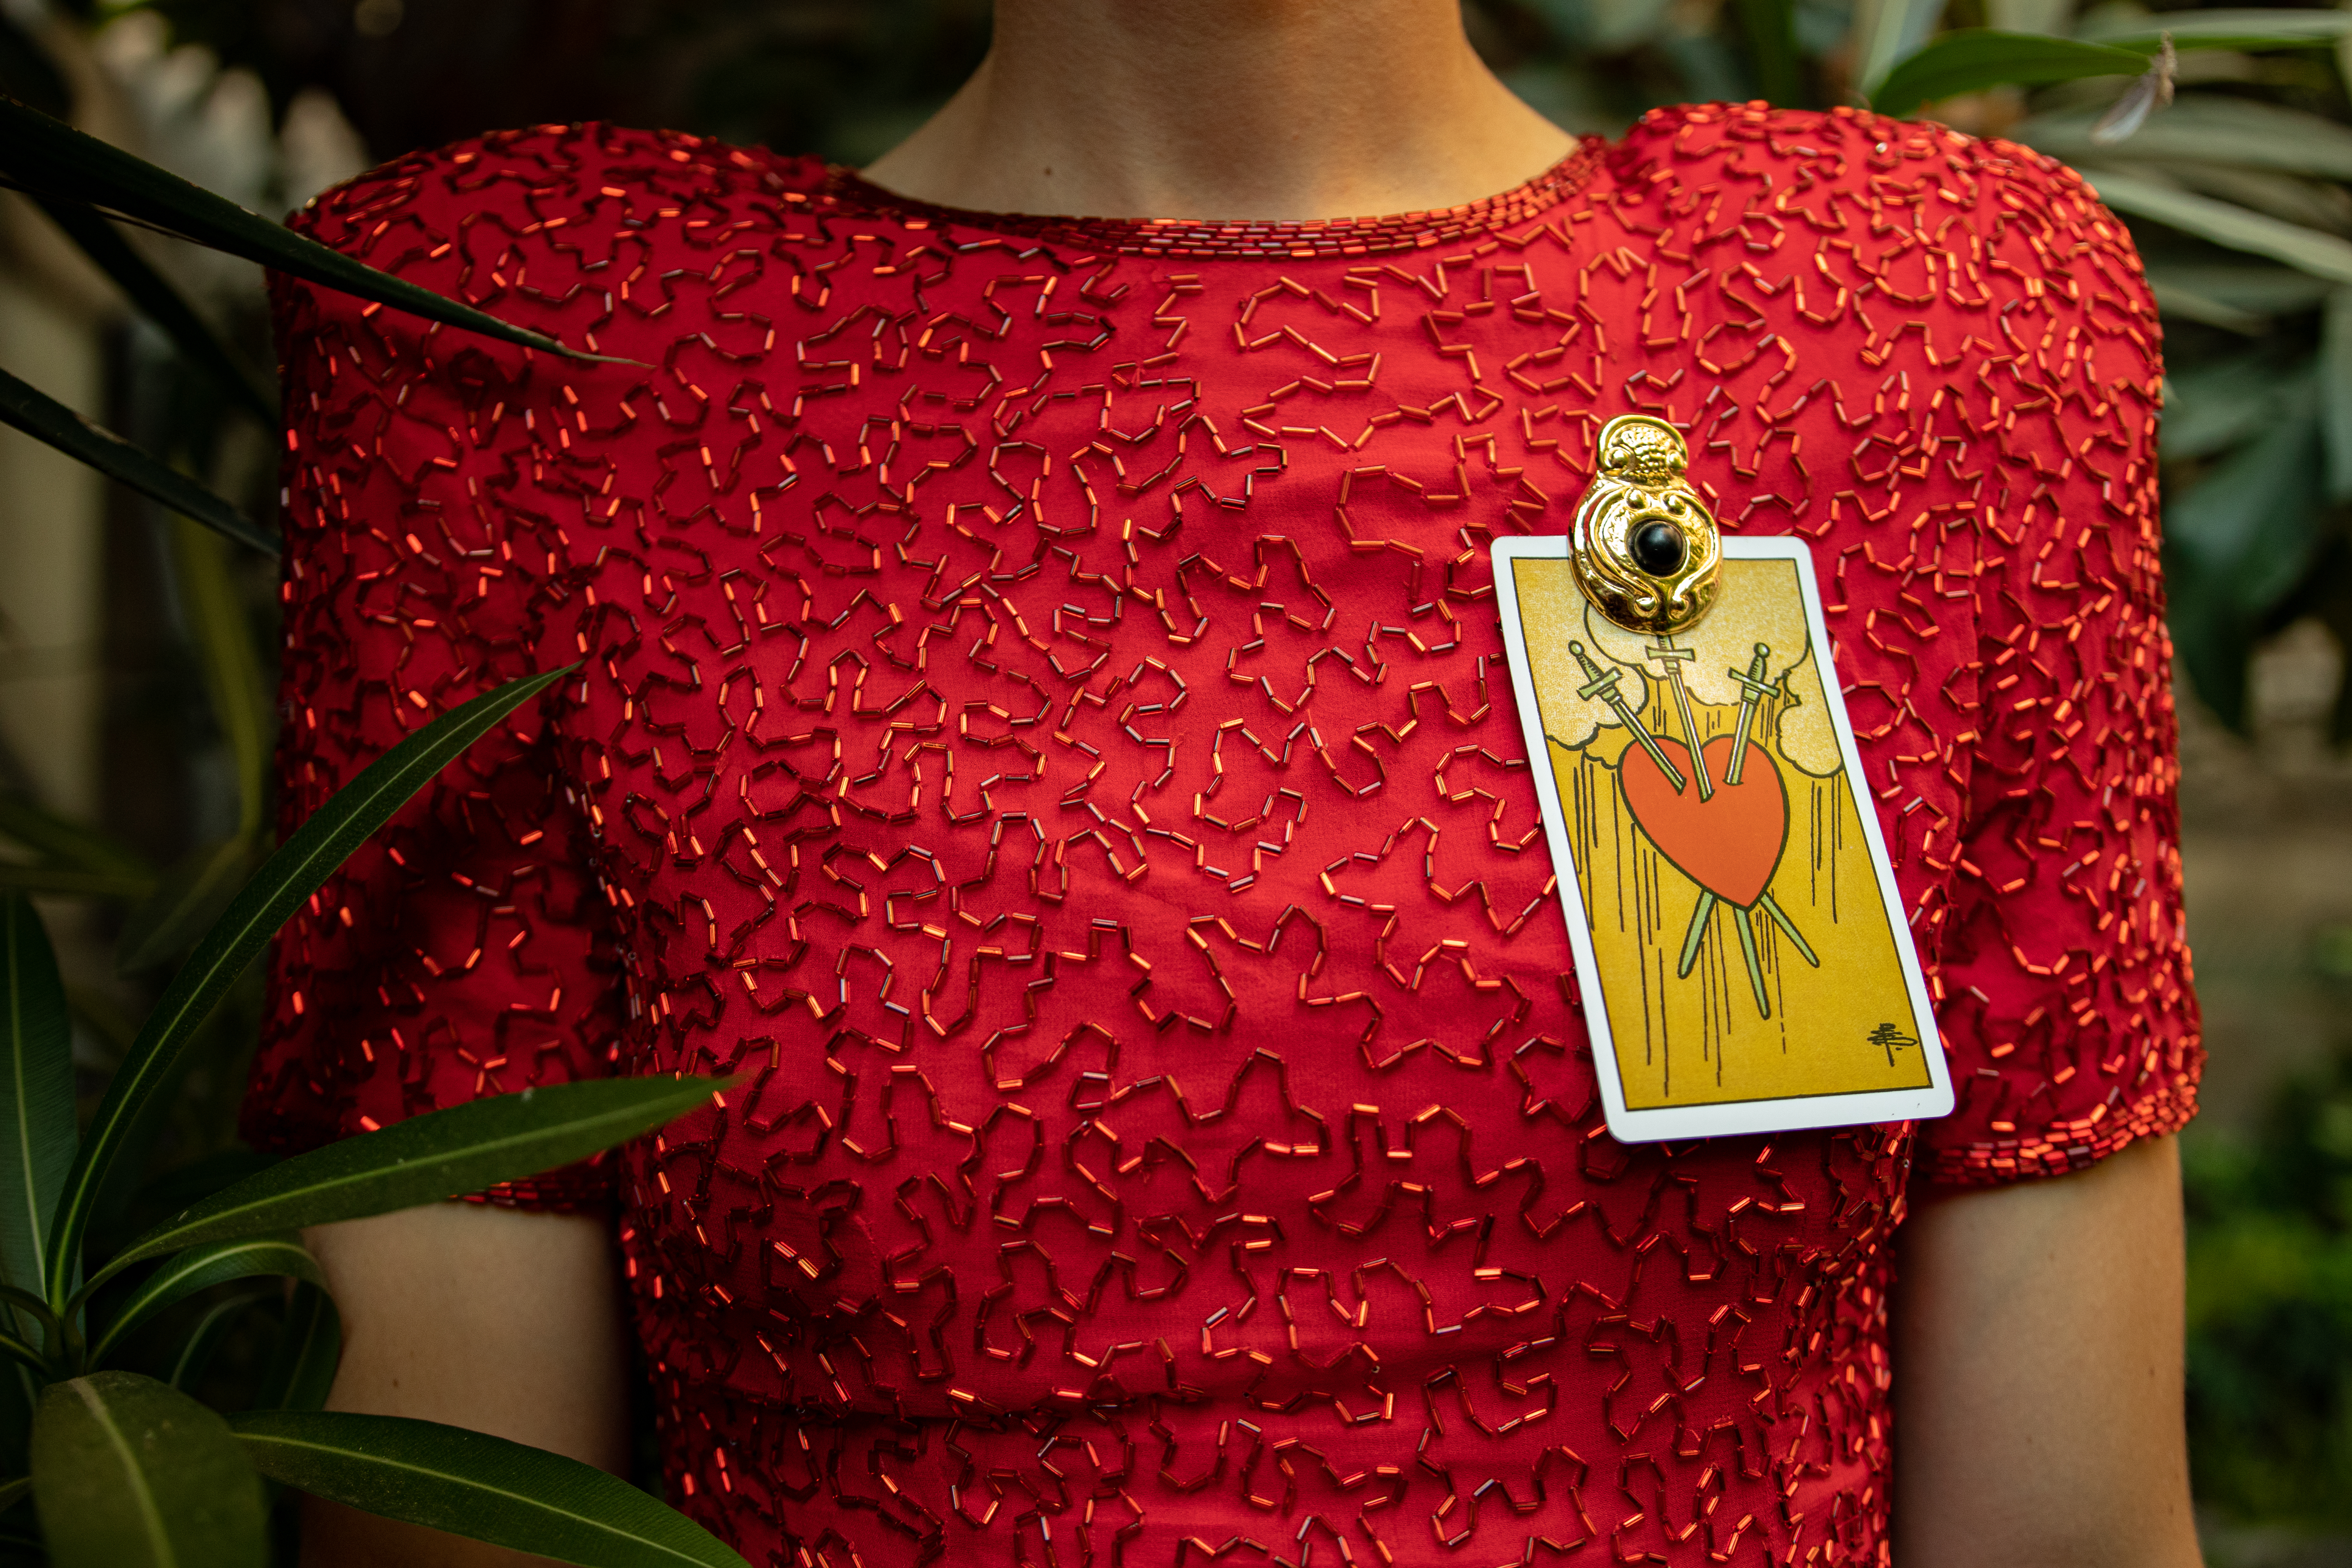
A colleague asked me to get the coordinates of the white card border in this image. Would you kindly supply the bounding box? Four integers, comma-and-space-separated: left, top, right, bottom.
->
1492, 534, 1955, 1143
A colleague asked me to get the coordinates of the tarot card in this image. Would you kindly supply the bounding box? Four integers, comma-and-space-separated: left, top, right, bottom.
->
1494, 535, 1954, 1142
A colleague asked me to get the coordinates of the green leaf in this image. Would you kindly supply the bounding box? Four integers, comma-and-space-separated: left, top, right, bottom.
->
83, 1057, 223, 1267
2323, 288, 2352, 501
116, 839, 252, 978
0, 896, 71, 1336
31, 1372, 265, 1568
252, 1283, 339, 1414
2165, 383, 2325, 726
0, 365, 276, 557
232, 1409, 750, 1568
2144, 263, 2333, 318
168, 512, 274, 843
0, 1334, 44, 1378
2167, 579, 2252, 735
0, 794, 151, 884
0, 96, 612, 366
122, 1149, 279, 1238
89, 1236, 322, 1367
0, 863, 154, 902
2148, 276, 2267, 334
91, 1077, 722, 1293
1737, 0, 1804, 104
0, 1288, 56, 1339
2081, 8, 2352, 51
2018, 96, 2352, 181
30, 198, 275, 423
45, 666, 574, 1311
2163, 353, 2303, 461
1854, 0, 1953, 95
2147, 163, 2352, 237
2170, 382, 2325, 618
163, 1286, 272, 1392
1873, 29, 2148, 116
2080, 168, 2352, 285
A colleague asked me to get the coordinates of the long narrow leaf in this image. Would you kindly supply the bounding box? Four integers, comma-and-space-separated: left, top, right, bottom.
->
45, 666, 573, 1310
0, 864, 153, 901
122, 1148, 279, 1234
33, 1373, 265, 1568
1873, 29, 2147, 114
1855, 0, 1951, 93
2080, 169, 2352, 284
232, 1409, 750, 1568
0, 897, 71, 1337
0, 1287, 56, 1338
2083, 8, 2352, 49
0, 96, 612, 365
117, 839, 252, 976
1737, 0, 1804, 104
0, 794, 152, 883
0, 1334, 42, 1377
0, 365, 275, 556
2147, 276, 2266, 333
169, 515, 274, 841
253, 1283, 339, 1413
90, 1235, 322, 1366
2153, 162, 2352, 235
2145, 262, 2332, 315
82, 1047, 252, 1262
164, 1287, 272, 1391
2018, 96, 2352, 180
92, 1076, 722, 1290
31, 198, 275, 422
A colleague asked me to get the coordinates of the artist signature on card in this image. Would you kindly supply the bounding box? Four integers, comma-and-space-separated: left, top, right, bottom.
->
1868, 1023, 1920, 1064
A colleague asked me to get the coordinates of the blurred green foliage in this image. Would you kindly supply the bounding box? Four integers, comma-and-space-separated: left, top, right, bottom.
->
2184, 1025, 2352, 1523
137, 0, 993, 165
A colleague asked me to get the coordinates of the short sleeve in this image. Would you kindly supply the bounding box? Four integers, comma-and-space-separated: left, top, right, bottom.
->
238, 158, 621, 1209
1922, 147, 2201, 1185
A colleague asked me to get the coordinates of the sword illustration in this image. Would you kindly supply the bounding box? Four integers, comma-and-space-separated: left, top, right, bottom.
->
1565, 640, 1685, 791
1722, 641, 1775, 785
1681, 890, 1819, 1011
1644, 638, 1711, 799
1664, 636, 1823, 1007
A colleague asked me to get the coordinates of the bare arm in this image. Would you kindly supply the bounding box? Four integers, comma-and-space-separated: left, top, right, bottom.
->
299, 1203, 632, 1568
1893, 1133, 2201, 1567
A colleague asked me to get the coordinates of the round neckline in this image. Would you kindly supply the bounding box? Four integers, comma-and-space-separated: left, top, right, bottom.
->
815, 138, 1608, 259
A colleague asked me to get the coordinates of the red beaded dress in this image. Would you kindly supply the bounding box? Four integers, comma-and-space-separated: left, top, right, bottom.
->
245, 103, 2200, 1567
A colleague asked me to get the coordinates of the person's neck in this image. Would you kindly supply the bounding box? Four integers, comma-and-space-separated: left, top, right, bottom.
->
861, 0, 1574, 221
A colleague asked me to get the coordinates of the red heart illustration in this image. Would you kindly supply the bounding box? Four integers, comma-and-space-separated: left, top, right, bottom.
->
1617, 735, 1789, 907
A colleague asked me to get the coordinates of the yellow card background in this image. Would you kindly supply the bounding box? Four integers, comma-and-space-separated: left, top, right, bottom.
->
1514, 557, 1934, 1109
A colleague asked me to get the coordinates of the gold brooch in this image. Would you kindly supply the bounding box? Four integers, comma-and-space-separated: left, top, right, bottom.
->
1569, 414, 1721, 636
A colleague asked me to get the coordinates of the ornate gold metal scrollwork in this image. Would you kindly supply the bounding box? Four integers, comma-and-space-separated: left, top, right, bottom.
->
1569, 414, 1721, 635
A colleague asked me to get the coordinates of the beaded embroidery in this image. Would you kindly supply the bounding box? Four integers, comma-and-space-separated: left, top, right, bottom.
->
249, 102, 2200, 1566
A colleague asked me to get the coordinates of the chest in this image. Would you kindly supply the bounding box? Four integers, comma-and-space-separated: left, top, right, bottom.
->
506, 234, 1990, 1368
